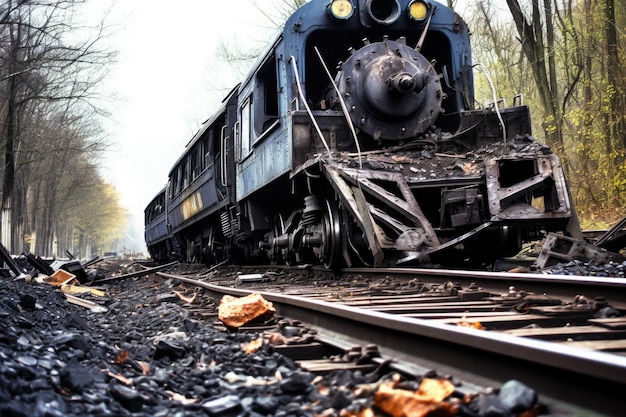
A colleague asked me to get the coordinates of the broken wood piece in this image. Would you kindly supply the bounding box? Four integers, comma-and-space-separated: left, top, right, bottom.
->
61, 284, 105, 297
47, 269, 77, 286
64, 294, 108, 313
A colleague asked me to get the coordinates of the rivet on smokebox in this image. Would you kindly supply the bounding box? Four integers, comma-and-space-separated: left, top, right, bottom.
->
218, 293, 276, 328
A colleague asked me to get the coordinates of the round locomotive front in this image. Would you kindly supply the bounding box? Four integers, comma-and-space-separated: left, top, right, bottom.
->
333, 38, 443, 141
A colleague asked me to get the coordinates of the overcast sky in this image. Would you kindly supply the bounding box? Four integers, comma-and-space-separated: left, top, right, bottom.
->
87, 0, 472, 253
84, 0, 280, 251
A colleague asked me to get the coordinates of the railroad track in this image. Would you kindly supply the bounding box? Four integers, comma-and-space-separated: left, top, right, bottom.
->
153, 265, 626, 416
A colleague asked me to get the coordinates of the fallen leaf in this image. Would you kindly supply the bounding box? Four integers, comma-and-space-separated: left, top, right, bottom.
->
165, 390, 199, 405
265, 332, 287, 345
373, 380, 458, 417
113, 350, 129, 365
416, 378, 456, 402
173, 290, 197, 304
242, 337, 263, 354
104, 370, 133, 385
339, 407, 375, 417
136, 360, 150, 375
456, 320, 485, 330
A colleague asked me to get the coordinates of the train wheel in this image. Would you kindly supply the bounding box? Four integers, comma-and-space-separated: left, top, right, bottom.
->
321, 198, 342, 269
207, 224, 227, 265
270, 213, 286, 264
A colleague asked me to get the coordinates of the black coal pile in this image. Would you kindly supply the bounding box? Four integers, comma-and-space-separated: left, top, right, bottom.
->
0, 272, 542, 417
0, 274, 322, 416
541, 260, 626, 277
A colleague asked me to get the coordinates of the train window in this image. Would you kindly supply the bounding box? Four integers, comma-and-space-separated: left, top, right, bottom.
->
182, 160, 189, 190
191, 148, 199, 180
171, 170, 179, 198
254, 53, 279, 135
202, 135, 210, 171
240, 97, 252, 159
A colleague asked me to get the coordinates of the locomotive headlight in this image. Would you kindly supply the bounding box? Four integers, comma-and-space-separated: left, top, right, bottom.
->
328, 0, 354, 20
408, 0, 430, 21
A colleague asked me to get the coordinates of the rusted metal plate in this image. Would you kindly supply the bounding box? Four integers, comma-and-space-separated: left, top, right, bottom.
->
534, 232, 626, 269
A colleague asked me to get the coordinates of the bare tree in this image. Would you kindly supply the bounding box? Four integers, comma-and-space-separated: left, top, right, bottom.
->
505, 0, 564, 153
0, 0, 116, 253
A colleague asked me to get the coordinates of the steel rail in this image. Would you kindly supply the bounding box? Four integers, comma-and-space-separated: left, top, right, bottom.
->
157, 270, 626, 416
344, 266, 626, 308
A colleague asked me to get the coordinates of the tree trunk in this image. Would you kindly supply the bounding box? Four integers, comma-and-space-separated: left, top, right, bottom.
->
605, 0, 625, 150
506, 0, 564, 153
2, 46, 18, 252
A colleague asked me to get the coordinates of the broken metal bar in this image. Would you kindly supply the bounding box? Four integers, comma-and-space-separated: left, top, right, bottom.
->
595, 215, 626, 248
94, 261, 178, 283
0, 242, 26, 277
24, 253, 54, 276
82, 256, 101, 268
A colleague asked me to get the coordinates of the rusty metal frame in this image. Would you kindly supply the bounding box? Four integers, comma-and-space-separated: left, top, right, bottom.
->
485, 154, 571, 221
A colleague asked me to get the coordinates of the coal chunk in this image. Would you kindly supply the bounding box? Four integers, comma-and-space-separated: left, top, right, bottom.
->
202, 394, 242, 416
59, 363, 94, 393
110, 384, 145, 412
19, 293, 36, 310
279, 370, 314, 394
153, 339, 186, 360
253, 396, 279, 414
475, 393, 510, 417
499, 379, 537, 413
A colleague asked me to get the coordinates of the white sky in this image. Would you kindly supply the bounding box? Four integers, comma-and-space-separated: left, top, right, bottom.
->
87, 0, 472, 253
87, 0, 280, 252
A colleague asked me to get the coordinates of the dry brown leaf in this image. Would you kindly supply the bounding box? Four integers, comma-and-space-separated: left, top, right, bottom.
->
456, 320, 485, 330
104, 370, 133, 385
173, 290, 197, 304
317, 383, 331, 396
416, 378, 456, 402
339, 407, 375, 417
242, 337, 263, 354
265, 332, 288, 345
136, 360, 150, 375
112, 350, 129, 365
373, 380, 458, 417
165, 390, 199, 405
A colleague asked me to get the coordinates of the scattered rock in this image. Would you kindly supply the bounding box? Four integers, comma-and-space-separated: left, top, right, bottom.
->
217, 293, 276, 328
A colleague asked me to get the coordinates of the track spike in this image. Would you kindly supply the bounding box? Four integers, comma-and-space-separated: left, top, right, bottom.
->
397, 36, 406, 45
362, 37, 370, 45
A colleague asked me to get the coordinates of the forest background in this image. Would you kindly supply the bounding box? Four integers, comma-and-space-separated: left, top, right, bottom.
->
0, 0, 624, 258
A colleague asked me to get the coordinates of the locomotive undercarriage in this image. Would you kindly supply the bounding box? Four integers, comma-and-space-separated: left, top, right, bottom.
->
257, 137, 574, 269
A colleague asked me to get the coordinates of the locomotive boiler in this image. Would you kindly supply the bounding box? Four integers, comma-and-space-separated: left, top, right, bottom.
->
145, 0, 580, 269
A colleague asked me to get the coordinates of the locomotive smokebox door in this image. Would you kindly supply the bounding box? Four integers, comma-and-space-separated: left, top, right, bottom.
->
335, 38, 442, 141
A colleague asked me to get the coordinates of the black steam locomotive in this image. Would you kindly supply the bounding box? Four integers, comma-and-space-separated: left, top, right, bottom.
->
145, 0, 579, 268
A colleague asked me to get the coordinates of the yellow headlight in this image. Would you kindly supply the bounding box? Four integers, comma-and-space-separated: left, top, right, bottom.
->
329, 0, 354, 20
408, 0, 429, 21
